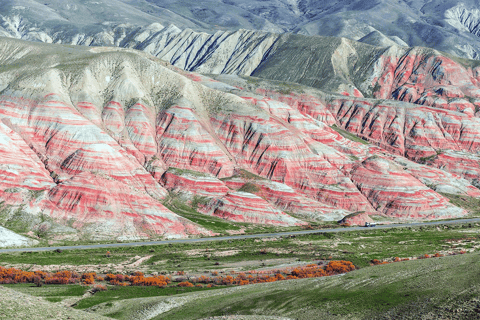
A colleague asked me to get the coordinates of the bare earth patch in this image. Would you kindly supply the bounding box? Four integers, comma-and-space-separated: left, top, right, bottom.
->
213, 250, 240, 257
5, 255, 154, 274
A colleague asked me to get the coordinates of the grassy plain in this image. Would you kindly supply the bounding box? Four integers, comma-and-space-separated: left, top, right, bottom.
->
1, 222, 479, 271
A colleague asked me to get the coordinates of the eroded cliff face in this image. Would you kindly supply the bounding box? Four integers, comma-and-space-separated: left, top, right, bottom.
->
1, 31, 480, 242
0, 38, 361, 240
204, 73, 480, 218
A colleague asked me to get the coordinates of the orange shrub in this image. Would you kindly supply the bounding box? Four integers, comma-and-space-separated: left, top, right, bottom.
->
275, 273, 286, 281
197, 275, 211, 284
0, 258, 358, 289
45, 276, 69, 285
222, 276, 234, 285
129, 275, 170, 287
34, 270, 48, 279
237, 279, 250, 286
105, 274, 116, 281
326, 261, 355, 274
178, 281, 194, 287
82, 272, 97, 280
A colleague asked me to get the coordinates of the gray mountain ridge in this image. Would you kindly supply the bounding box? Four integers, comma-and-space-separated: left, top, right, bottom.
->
2, 0, 480, 60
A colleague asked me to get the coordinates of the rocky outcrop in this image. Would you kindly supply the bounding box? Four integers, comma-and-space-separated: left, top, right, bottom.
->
43, 172, 204, 240
338, 212, 374, 226
156, 106, 235, 178
0, 121, 55, 205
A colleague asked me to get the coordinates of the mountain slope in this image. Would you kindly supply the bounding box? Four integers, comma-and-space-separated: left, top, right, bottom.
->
0, 37, 475, 242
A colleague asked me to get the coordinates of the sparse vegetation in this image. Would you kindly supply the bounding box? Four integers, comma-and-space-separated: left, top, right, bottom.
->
330, 124, 370, 145
191, 195, 209, 209
237, 182, 261, 194
200, 88, 237, 115
419, 153, 437, 164
153, 83, 181, 112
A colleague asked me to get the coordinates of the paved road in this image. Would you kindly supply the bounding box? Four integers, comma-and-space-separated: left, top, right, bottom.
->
1, 218, 479, 253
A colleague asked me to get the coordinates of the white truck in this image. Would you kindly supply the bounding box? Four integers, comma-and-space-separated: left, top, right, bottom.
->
364, 222, 377, 227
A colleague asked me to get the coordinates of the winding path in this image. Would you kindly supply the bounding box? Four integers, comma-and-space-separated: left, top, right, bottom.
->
1, 218, 479, 253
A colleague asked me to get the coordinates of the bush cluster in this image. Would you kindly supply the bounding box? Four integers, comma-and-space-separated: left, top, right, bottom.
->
0, 261, 357, 289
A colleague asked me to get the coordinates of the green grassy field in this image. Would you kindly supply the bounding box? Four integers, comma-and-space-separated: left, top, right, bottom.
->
1, 222, 479, 272
75, 286, 222, 310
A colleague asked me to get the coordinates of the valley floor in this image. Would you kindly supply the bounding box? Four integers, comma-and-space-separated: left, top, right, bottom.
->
1, 221, 480, 319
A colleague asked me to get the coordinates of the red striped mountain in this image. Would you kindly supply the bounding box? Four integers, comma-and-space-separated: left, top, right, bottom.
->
207, 75, 480, 198
0, 36, 479, 243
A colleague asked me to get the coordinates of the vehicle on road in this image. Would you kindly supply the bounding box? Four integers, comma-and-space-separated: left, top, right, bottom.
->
365, 222, 377, 227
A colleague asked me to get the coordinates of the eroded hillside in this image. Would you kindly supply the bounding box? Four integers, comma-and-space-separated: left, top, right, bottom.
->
0, 36, 479, 243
